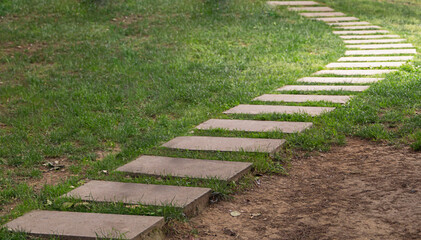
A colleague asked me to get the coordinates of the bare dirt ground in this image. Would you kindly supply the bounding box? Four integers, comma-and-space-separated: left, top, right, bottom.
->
170, 138, 421, 240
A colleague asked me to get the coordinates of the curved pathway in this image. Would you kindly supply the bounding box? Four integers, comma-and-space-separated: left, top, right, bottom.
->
5, 1, 417, 239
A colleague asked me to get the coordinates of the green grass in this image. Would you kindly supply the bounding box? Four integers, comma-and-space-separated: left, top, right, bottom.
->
0, 0, 420, 239
313, 0, 421, 145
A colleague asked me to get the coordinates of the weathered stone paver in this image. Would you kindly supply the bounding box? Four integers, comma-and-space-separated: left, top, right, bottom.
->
314, 69, 396, 75
334, 26, 381, 30
288, 6, 334, 11
326, 62, 405, 68
346, 44, 413, 49
254, 94, 351, 104
277, 85, 370, 92
66, 181, 211, 216
196, 119, 313, 133
338, 56, 414, 61
162, 136, 286, 153
345, 49, 417, 55
344, 39, 406, 44
267, 1, 319, 6
315, 17, 358, 22
339, 34, 400, 39
297, 77, 382, 84
333, 30, 389, 35
327, 21, 370, 26
224, 104, 335, 116
5, 210, 165, 240
117, 155, 252, 181
300, 12, 345, 17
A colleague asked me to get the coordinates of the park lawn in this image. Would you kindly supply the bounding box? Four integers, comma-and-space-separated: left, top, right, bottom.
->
0, 0, 419, 239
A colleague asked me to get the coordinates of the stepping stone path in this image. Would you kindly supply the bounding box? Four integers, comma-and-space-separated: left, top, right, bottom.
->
5, 211, 164, 240
267, 1, 319, 5
254, 94, 351, 103
340, 34, 400, 39
333, 30, 389, 34
5, 1, 417, 239
277, 85, 370, 92
327, 21, 370, 26
66, 181, 211, 217
338, 56, 414, 61
297, 77, 383, 84
345, 49, 417, 55
346, 44, 413, 49
196, 119, 312, 133
117, 155, 252, 181
326, 62, 404, 68
335, 26, 381, 29
224, 104, 335, 116
300, 12, 345, 17
288, 7, 334, 11
344, 39, 406, 43
162, 136, 286, 153
315, 17, 359, 22
314, 69, 397, 75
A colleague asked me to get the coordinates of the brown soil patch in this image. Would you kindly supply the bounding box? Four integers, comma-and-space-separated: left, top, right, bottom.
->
111, 15, 145, 27
34, 161, 74, 190
174, 138, 421, 240
0, 201, 19, 218
1, 41, 48, 56
95, 144, 121, 162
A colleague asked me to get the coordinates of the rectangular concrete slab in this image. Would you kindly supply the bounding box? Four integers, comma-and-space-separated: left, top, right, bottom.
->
267, 1, 319, 6
314, 69, 396, 75
345, 49, 417, 55
253, 94, 351, 104
300, 12, 345, 17
223, 104, 335, 116
327, 21, 370, 26
346, 44, 413, 49
196, 119, 313, 133
65, 181, 211, 216
344, 39, 406, 44
5, 210, 164, 240
338, 56, 414, 62
277, 85, 370, 92
288, 7, 334, 11
117, 155, 252, 182
297, 77, 382, 84
162, 136, 286, 153
339, 35, 400, 39
314, 17, 359, 22
326, 62, 405, 68
333, 30, 389, 34
334, 26, 381, 29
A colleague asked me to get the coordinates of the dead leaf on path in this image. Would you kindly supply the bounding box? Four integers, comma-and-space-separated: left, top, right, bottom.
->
126, 204, 141, 209
74, 202, 89, 207
230, 211, 241, 217
62, 202, 73, 209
